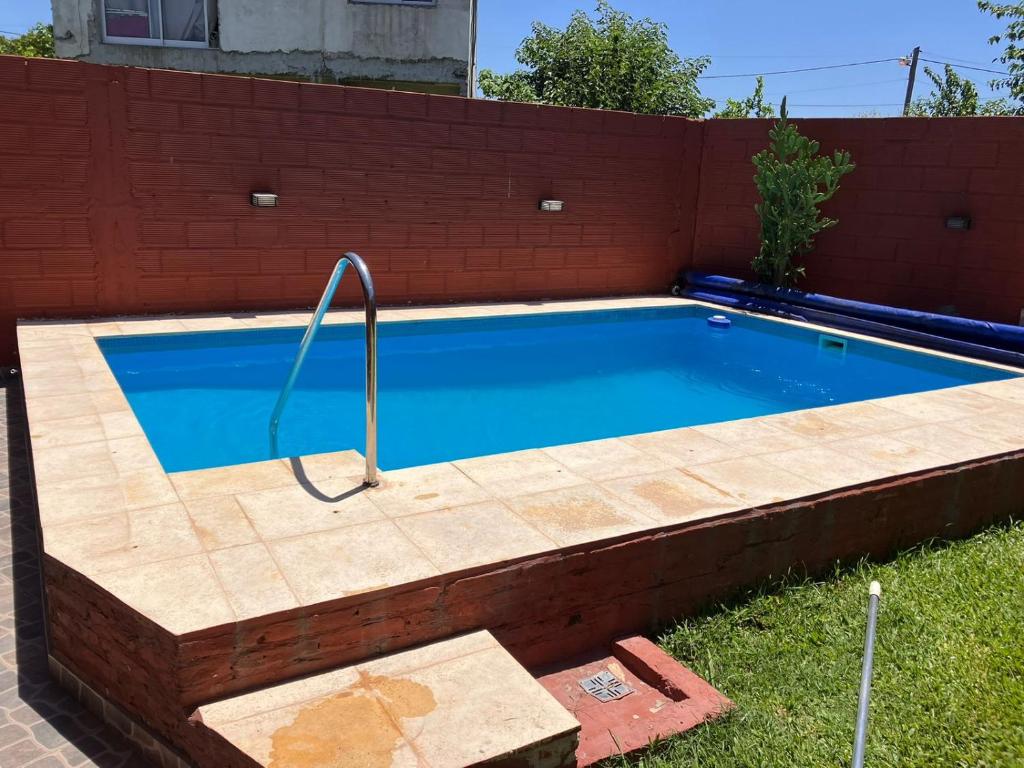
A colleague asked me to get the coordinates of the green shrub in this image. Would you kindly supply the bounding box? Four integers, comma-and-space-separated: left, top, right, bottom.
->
751, 98, 855, 287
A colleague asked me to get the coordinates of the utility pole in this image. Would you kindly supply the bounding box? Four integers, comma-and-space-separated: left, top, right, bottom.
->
902, 46, 921, 116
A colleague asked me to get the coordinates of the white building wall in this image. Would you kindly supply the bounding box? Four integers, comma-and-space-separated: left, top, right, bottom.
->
50, 0, 474, 93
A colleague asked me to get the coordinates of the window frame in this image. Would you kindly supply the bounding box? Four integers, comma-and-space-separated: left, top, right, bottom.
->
101, 0, 211, 49
349, 0, 438, 7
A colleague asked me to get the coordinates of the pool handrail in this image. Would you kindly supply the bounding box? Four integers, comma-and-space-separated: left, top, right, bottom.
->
268, 251, 379, 486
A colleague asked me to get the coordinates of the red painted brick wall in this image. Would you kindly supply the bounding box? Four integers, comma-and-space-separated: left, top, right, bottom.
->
0, 55, 702, 363
693, 117, 1024, 324
2, 55, 1024, 365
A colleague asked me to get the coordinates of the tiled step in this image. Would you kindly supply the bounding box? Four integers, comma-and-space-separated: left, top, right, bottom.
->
192, 630, 580, 768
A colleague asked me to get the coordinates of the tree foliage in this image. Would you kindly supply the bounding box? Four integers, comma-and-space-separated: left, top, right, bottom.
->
751, 98, 855, 287
978, 1, 1024, 113
478, 1, 714, 117
908, 64, 1014, 116
0, 23, 55, 58
714, 76, 775, 119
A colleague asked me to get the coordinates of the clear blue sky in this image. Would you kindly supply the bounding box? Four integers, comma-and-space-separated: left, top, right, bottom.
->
2, 1, 1011, 116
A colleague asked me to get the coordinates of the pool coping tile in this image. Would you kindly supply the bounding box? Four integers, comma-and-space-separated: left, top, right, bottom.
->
16, 295, 1024, 637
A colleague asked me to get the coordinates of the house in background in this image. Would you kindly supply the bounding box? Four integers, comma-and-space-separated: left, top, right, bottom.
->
49, 0, 478, 95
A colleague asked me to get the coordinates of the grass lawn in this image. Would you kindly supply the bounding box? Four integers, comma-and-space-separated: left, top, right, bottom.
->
626, 520, 1024, 768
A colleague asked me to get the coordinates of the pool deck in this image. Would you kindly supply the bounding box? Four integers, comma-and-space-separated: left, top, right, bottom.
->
16, 296, 1024, 766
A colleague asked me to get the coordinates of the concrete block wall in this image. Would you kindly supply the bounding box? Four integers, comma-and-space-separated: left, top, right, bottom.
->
693, 117, 1024, 324
2, 54, 1024, 364
0, 55, 699, 363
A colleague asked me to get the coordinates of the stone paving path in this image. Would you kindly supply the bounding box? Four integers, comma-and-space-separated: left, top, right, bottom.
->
0, 376, 152, 767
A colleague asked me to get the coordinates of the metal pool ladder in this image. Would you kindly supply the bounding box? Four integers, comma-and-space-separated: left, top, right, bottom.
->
268, 251, 379, 487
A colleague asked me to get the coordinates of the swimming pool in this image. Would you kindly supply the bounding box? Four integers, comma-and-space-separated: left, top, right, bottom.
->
99, 305, 1016, 473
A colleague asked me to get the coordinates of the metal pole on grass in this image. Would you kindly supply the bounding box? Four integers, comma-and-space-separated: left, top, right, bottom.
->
852, 580, 882, 768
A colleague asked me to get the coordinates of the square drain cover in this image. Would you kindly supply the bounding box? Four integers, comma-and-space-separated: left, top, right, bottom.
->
579, 670, 634, 702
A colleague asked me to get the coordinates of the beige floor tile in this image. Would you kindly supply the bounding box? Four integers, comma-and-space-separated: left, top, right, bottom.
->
622, 427, 737, 467
171, 458, 297, 500
885, 422, 1009, 463
692, 417, 809, 453
17, 339, 79, 363
209, 543, 299, 620
602, 469, 744, 523
505, 484, 653, 547
184, 496, 260, 550
199, 664, 362, 729
44, 502, 202, 574
761, 408, 867, 442
360, 630, 498, 678
269, 521, 439, 604
236, 478, 384, 541
28, 413, 106, 448
367, 462, 492, 517
760, 445, 888, 490
36, 469, 180, 528
22, 373, 86, 400
107, 435, 163, 474
25, 392, 101, 423
239, 313, 308, 329
85, 319, 124, 337
395, 502, 555, 571
874, 387, 1004, 423
684, 455, 821, 507
284, 450, 369, 483
89, 388, 132, 414
947, 410, 1024, 450
822, 401, 925, 433
21, 358, 83, 381
18, 320, 93, 340
92, 554, 235, 635
970, 378, 1024, 405
394, 646, 579, 767
829, 434, 951, 475
199, 631, 570, 768
541, 438, 672, 481
77, 354, 114, 377
211, 688, 420, 768
179, 315, 257, 331
31, 441, 118, 484
115, 319, 189, 335
99, 410, 145, 440
455, 449, 586, 498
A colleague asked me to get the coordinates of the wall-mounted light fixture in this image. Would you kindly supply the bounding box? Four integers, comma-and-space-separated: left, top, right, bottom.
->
945, 215, 971, 231
539, 199, 564, 212
250, 192, 279, 208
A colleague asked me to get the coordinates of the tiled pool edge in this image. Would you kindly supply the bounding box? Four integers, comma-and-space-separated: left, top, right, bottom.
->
17, 295, 1024, 767
40, 449, 1024, 767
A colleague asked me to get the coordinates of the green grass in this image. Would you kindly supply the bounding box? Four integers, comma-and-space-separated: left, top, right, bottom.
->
622, 521, 1024, 768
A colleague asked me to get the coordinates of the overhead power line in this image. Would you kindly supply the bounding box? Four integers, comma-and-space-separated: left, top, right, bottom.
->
919, 57, 1010, 76
698, 58, 901, 79
923, 50, 1001, 68
789, 103, 905, 107
771, 77, 907, 95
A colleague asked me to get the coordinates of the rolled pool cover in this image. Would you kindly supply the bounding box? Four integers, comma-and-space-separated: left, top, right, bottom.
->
683, 272, 1024, 354
679, 277, 1024, 368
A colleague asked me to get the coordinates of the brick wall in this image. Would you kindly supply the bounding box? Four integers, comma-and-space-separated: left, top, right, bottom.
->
0, 55, 701, 363
2, 54, 1024, 365
693, 117, 1024, 324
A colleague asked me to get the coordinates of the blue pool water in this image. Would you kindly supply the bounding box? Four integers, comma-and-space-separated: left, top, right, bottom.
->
99, 306, 1016, 473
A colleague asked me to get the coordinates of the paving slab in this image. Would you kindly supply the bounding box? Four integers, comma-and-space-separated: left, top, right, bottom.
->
197, 630, 580, 768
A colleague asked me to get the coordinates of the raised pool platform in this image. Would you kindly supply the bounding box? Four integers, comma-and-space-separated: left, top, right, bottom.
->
19, 297, 1024, 767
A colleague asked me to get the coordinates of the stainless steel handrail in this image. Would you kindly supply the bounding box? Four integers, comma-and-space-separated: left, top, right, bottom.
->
268, 252, 378, 486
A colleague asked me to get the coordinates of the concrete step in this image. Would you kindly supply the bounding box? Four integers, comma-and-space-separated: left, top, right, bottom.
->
535, 637, 733, 767
192, 630, 580, 768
